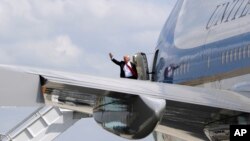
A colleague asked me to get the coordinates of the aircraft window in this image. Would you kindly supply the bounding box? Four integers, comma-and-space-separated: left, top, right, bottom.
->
185, 63, 188, 73
226, 51, 229, 64
181, 64, 184, 74
185, 63, 187, 73
187, 62, 190, 72
173, 69, 176, 76
184, 63, 187, 74
234, 48, 238, 61
182, 63, 185, 74
174, 67, 178, 76
178, 67, 180, 75
183, 63, 185, 74
179, 65, 181, 74
246, 46, 248, 58
221, 52, 225, 64
242, 47, 244, 55
230, 50, 233, 62
179, 64, 183, 75
176, 66, 180, 75
248, 45, 250, 57
207, 56, 210, 68
243, 46, 247, 59
238, 48, 242, 60
183, 63, 186, 74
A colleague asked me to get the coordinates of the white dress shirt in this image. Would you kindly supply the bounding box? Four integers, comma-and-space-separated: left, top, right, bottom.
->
123, 62, 133, 77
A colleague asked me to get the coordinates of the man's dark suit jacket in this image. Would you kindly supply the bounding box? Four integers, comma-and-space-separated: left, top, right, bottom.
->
112, 58, 138, 79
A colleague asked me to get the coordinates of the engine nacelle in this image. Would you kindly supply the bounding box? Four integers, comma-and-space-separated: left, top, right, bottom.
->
93, 94, 166, 139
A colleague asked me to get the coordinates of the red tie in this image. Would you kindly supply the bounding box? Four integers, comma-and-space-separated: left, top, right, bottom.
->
125, 63, 137, 77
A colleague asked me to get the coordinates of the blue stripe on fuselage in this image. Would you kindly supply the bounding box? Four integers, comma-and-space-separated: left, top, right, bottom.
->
156, 19, 250, 84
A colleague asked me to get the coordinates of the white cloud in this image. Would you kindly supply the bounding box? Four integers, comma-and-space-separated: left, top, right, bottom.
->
0, 35, 82, 69
21, 35, 81, 65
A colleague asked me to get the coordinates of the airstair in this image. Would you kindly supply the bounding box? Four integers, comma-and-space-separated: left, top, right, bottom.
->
0, 106, 88, 141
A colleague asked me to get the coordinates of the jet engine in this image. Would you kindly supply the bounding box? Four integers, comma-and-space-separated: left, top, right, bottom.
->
93, 93, 166, 139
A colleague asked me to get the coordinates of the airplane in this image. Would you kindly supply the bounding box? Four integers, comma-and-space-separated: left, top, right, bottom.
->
1, 0, 250, 140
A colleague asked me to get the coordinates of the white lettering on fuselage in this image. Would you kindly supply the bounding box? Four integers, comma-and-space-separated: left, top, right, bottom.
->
206, 0, 250, 29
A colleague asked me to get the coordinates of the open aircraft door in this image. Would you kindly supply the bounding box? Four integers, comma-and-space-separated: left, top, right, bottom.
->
132, 52, 150, 80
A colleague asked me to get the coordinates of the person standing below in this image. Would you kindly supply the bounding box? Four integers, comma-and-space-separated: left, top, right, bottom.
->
109, 53, 138, 79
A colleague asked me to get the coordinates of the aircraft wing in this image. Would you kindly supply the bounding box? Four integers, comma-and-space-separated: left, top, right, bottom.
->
1, 64, 250, 140
1, 64, 249, 111
43, 73, 250, 113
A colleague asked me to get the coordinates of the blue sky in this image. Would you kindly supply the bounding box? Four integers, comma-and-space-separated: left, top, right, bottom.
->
0, 0, 177, 140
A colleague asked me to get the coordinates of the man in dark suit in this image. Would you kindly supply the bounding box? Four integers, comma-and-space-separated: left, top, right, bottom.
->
109, 53, 138, 79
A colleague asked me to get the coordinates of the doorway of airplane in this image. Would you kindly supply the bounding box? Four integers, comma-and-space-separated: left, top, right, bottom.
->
151, 50, 159, 81
133, 52, 150, 80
